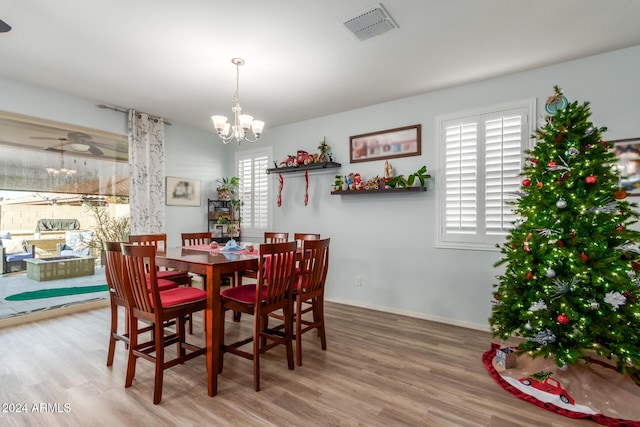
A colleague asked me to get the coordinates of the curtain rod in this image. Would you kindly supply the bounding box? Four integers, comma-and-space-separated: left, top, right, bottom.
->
97, 104, 172, 125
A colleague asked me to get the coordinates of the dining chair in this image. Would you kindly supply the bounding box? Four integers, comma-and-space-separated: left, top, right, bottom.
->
104, 240, 185, 367
104, 241, 133, 367
128, 233, 192, 286
294, 232, 320, 247
293, 233, 320, 274
120, 243, 207, 404
181, 230, 238, 327
218, 241, 298, 391
291, 238, 330, 366
241, 232, 289, 285
181, 231, 214, 246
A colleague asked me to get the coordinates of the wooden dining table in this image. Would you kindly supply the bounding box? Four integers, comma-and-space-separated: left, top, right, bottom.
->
155, 246, 259, 397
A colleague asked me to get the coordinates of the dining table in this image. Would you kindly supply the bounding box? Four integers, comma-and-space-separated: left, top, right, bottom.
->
155, 245, 259, 397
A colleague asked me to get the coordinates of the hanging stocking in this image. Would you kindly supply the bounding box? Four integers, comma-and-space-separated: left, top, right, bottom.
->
277, 173, 284, 207
304, 169, 309, 206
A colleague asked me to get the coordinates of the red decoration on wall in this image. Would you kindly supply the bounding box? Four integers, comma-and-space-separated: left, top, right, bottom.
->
277, 173, 284, 207
304, 169, 309, 206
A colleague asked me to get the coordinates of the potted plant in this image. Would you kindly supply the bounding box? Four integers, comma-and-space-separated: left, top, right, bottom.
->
385, 165, 431, 188
216, 176, 239, 200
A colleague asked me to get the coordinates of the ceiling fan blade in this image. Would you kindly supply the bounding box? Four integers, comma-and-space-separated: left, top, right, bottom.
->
0, 19, 11, 33
30, 136, 62, 140
88, 145, 104, 156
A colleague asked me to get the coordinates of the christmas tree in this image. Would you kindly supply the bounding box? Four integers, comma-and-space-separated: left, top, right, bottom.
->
490, 86, 640, 377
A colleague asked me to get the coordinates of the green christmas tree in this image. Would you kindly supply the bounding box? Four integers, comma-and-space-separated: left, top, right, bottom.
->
490, 86, 640, 377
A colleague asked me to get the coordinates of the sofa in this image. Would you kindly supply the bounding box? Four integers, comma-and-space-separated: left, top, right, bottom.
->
0, 232, 36, 274
56, 230, 94, 257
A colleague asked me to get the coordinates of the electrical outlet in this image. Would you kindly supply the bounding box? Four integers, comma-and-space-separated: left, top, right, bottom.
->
355, 276, 362, 287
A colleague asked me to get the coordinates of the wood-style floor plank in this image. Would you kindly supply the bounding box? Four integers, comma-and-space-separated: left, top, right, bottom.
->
0, 302, 593, 426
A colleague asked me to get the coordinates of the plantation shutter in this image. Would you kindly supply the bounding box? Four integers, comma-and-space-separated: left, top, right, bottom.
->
438, 102, 530, 249
485, 114, 522, 237
444, 121, 478, 240
237, 151, 270, 236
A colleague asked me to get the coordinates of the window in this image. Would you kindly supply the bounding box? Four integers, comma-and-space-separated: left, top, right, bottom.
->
236, 148, 271, 238
436, 99, 535, 250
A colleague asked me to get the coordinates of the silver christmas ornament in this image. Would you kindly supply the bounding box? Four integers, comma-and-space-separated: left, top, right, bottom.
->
556, 199, 567, 209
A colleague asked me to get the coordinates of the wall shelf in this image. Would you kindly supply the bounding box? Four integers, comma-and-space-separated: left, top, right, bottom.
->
331, 187, 426, 195
266, 161, 341, 175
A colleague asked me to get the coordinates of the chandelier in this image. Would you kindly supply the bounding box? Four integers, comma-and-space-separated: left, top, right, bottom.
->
46, 138, 77, 177
212, 58, 265, 144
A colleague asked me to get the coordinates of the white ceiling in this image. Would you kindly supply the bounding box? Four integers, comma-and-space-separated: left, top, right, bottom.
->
1, 0, 640, 133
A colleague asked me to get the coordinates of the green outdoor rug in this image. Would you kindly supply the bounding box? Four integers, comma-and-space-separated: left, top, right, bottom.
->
5, 285, 108, 301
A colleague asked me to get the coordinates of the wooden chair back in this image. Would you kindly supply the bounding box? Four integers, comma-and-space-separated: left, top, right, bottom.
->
298, 238, 330, 296
121, 243, 158, 316
104, 241, 129, 305
294, 232, 320, 247
264, 232, 288, 243
128, 233, 168, 251
182, 232, 213, 246
258, 241, 298, 307
103, 240, 131, 366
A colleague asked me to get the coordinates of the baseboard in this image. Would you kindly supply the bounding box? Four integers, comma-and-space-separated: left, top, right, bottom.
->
325, 297, 490, 332
0, 299, 108, 329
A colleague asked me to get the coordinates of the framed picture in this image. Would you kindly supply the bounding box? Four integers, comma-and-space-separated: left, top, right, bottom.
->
166, 176, 201, 206
612, 138, 640, 196
350, 124, 421, 163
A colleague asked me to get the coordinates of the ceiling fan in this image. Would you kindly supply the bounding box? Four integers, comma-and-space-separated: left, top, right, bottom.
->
0, 19, 11, 33
31, 132, 105, 156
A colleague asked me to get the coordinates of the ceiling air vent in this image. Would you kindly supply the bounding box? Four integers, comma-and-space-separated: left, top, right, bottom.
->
342, 3, 398, 42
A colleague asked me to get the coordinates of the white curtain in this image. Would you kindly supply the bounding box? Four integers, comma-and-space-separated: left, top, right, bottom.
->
128, 110, 165, 234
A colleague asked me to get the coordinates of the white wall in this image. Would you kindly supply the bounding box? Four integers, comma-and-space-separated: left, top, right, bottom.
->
2, 45, 639, 331
233, 45, 640, 330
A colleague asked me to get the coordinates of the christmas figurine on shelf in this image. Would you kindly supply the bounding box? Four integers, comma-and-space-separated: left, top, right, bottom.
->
333, 175, 343, 191
489, 86, 640, 379
318, 137, 331, 163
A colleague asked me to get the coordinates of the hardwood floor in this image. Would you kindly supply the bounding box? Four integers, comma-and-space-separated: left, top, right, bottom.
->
0, 302, 592, 426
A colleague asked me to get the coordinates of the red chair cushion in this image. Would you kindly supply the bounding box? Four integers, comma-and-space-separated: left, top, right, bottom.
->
220, 284, 267, 304
147, 278, 180, 292
150, 287, 206, 308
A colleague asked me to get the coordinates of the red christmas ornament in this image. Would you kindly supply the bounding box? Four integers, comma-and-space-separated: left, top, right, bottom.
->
548, 161, 557, 168
557, 240, 565, 247
557, 314, 570, 325
537, 181, 543, 188
529, 157, 538, 164
581, 253, 589, 262
522, 178, 531, 187
526, 271, 534, 280
585, 175, 597, 184
569, 232, 576, 238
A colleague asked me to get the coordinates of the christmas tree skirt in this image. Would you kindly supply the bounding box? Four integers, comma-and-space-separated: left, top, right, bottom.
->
483, 343, 640, 426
